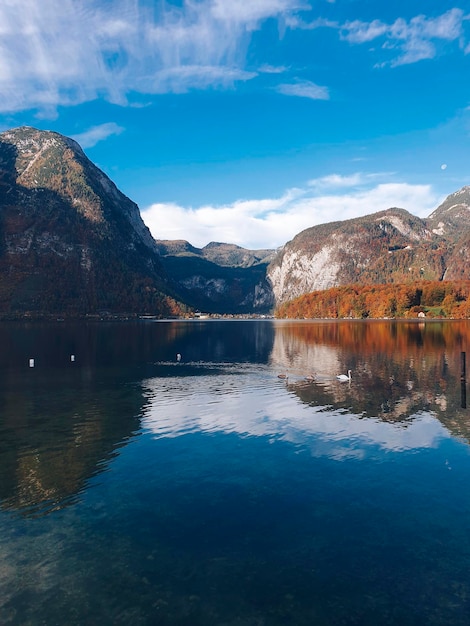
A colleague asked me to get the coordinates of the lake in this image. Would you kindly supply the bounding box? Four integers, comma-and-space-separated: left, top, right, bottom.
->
1, 319, 470, 625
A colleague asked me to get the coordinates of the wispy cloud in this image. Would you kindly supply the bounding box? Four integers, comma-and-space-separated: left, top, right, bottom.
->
210, 0, 307, 25
148, 66, 256, 93
308, 173, 368, 189
141, 174, 441, 249
290, 8, 469, 67
276, 79, 329, 100
340, 19, 388, 44
341, 8, 468, 66
308, 172, 395, 189
0, 0, 303, 114
1, 2, 467, 116
258, 64, 289, 74
71, 122, 124, 148
285, 16, 338, 30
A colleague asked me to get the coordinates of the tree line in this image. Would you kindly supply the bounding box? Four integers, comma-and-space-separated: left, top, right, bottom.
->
275, 280, 470, 319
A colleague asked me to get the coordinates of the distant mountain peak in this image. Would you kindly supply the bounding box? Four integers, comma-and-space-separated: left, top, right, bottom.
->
427, 185, 470, 239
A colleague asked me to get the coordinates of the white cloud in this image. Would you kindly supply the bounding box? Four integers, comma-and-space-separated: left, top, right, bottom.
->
341, 19, 388, 44
308, 172, 375, 189
276, 79, 329, 100
0, 0, 302, 114
70, 122, 124, 148
285, 15, 338, 30
210, 0, 307, 25
290, 7, 468, 67
141, 175, 441, 249
0, 2, 467, 114
258, 64, 288, 73
339, 8, 467, 67
148, 65, 256, 93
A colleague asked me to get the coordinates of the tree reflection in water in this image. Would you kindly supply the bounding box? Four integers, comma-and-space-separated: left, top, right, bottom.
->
270, 320, 469, 438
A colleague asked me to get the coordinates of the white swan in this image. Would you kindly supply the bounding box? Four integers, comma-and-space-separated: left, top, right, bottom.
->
337, 369, 352, 381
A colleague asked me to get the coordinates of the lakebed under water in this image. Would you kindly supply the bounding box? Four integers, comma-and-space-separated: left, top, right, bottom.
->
0, 319, 470, 625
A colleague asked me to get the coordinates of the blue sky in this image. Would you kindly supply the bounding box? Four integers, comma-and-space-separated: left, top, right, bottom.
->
1, 1, 470, 249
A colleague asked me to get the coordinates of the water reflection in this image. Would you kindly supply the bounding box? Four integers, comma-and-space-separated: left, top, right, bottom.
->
0, 322, 158, 517
1, 319, 469, 516
0, 370, 142, 516
270, 320, 469, 432
2, 320, 470, 625
142, 320, 470, 457
0, 320, 275, 517
142, 373, 452, 460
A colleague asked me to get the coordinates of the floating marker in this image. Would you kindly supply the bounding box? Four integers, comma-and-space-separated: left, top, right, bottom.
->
29, 358, 35, 368
462, 352, 467, 409
71, 354, 75, 362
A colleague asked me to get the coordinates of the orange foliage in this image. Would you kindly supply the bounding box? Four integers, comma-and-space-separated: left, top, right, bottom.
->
276, 280, 470, 320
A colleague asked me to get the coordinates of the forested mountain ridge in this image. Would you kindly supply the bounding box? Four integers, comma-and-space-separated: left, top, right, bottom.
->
0, 126, 184, 316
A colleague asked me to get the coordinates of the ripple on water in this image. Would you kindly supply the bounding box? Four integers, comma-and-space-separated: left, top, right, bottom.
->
141, 362, 296, 439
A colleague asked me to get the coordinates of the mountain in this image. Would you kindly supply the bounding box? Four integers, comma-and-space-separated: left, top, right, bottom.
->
427, 186, 470, 238
427, 186, 470, 281
155, 240, 275, 313
2, 125, 470, 318
267, 195, 470, 305
155, 240, 275, 268
0, 126, 184, 317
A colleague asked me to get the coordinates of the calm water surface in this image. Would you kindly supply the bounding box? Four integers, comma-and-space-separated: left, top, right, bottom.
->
1, 319, 470, 625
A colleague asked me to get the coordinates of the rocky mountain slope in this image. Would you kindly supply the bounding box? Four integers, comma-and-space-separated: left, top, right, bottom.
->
267, 192, 470, 304
0, 126, 183, 316
427, 187, 470, 281
1, 125, 470, 317
155, 240, 275, 313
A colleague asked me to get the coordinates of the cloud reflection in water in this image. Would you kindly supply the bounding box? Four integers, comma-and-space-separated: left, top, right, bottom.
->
141, 362, 451, 460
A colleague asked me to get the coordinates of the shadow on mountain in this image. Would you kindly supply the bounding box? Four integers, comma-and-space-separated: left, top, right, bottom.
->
0, 138, 182, 317
159, 251, 275, 314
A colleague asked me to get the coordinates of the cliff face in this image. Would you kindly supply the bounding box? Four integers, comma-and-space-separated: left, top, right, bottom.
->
427, 186, 470, 281
0, 127, 182, 316
427, 186, 470, 239
267, 197, 470, 305
155, 241, 275, 314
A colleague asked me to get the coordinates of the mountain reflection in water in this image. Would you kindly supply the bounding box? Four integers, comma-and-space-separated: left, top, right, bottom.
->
0, 319, 468, 514
1, 319, 470, 626
142, 320, 469, 450
270, 320, 469, 432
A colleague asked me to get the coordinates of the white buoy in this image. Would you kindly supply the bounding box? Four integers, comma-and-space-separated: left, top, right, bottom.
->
176, 353, 182, 362
71, 354, 75, 362
29, 358, 35, 368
